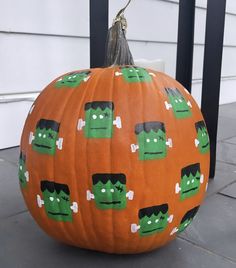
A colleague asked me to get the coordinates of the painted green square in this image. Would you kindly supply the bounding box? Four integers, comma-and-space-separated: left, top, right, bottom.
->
32, 119, 60, 155
121, 66, 152, 83
56, 71, 90, 88
195, 121, 210, 154
165, 88, 192, 119
41, 181, 73, 222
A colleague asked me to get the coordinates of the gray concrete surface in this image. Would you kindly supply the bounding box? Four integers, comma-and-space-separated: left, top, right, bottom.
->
0, 103, 236, 268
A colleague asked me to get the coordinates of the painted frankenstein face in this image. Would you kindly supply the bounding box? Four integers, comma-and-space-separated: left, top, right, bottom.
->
32, 119, 60, 155
41, 181, 72, 222
178, 206, 199, 233
180, 164, 201, 200
18, 152, 28, 188
92, 174, 127, 210
165, 88, 192, 119
56, 71, 90, 88
120, 66, 152, 83
84, 102, 114, 138
195, 121, 210, 154
139, 205, 169, 236
135, 122, 167, 160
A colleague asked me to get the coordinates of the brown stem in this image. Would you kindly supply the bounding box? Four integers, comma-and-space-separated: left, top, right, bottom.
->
104, 19, 134, 67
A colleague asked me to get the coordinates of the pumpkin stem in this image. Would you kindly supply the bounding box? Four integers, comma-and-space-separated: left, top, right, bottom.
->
104, 1, 134, 67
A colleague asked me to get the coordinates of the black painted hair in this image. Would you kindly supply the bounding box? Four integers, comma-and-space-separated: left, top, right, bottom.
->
120, 66, 145, 70
92, 173, 126, 185
181, 206, 200, 223
165, 88, 183, 98
85, 101, 114, 111
36, 119, 60, 132
138, 204, 169, 219
181, 163, 201, 178
135, 121, 165, 135
19, 151, 26, 162
41, 180, 70, 195
195, 121, 207, 131
68, 70, 91, 76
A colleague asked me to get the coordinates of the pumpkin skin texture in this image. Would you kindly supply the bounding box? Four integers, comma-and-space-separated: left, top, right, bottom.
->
20, 66, 210, 254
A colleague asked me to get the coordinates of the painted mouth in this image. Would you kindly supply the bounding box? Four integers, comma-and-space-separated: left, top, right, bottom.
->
90, 127, 107, 130
48, 211, 69, 216
202, 142, 209, 148
144, 152, 163, 155
142, 227, 163, 233
100, 201, 121, 205
34, 144, 52, 149
182, 186, 198, 194
176, 109, 189, 112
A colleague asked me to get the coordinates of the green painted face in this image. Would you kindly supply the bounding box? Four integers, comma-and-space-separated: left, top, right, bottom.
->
139, 212, 169, 237
196, 126, 210, 154
137, 129, 167, 160
32, 127, 59, 155
84, 107, 114, 138
92, 180, 127, 210
166, 89, 192, 119
55, 71, 90, 88
18, 157, 27, 188
178, 218, 193, 233
42, 189, 72, 222
121, 67, 152, 83
180, 171, 201, 200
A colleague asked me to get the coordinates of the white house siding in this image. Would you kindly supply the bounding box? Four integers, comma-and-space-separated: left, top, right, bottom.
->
0, 0, 235, 148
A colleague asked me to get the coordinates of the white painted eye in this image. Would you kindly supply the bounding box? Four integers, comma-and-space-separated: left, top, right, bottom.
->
43, 134, 46, 138
57, 198, 60, 202
129, 69, 133, 72
49, 197, 54, 201
101, 188, 106, 193
154, 138, 157, 142
184, 222, 188, 227
147, 221, 152, 224
110, 189, 114, 193
179, 99, 183, 102
175, 99, 178, 103
187, 181, 190, 185
38, 133, 42, 137
99, 115, 104, 119
68, 76, 72, 79
72, 75, 77, 78
192, 179, 194, 183
155, 219, 159, 223
136, 69, 139, 72
19, 165, 23, 170
92, 115, 97, 119
146, 138, 150, 143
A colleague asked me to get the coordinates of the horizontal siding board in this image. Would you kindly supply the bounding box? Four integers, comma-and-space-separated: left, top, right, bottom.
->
1, 32, 235, 93
0, 33, 89, 94
192, 79, 236, 106
0, 0, 89, 37
1, 0, 236, 46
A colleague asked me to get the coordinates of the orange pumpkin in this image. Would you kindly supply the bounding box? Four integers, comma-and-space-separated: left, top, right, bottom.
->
19, 66, 210, 254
